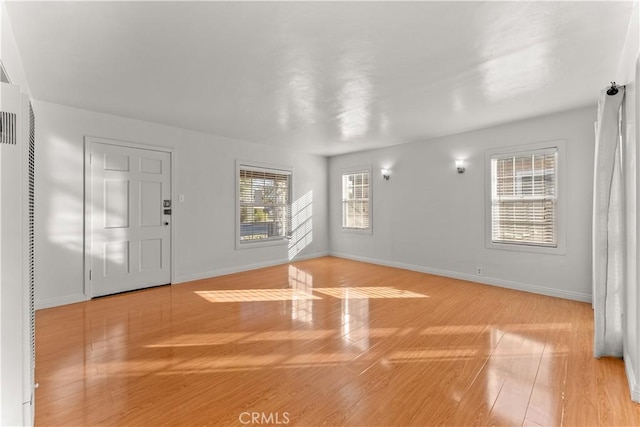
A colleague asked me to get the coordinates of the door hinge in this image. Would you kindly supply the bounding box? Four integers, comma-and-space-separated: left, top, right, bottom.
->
89, 154, 93, 164
89, 270, 92, 280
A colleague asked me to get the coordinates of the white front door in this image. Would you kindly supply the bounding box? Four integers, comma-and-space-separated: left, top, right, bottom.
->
89, 142, 171, 297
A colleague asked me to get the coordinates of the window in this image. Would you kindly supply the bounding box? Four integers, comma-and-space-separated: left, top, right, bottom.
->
490, 147, 558, 248
342, 168, 371, 231
237, 163, 291, 246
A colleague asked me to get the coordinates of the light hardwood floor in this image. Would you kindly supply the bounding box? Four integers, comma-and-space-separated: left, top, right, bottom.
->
35, 257, 640, 426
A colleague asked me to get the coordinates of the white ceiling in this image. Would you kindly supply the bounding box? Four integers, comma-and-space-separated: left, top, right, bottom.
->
5, 1, 636, 156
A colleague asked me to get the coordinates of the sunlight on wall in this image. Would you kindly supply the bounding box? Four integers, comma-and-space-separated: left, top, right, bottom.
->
288, 190, 313, 260
45, 136, 85, 254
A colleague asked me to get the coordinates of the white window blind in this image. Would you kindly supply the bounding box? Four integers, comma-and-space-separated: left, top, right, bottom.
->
239, 166, 291, 243
342, 170, 370, 230
491, 148, 558, 247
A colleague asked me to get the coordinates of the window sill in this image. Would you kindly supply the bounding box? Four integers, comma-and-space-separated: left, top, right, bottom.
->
486, 240, 565, 255
236, 238, 289, 250
341, 227, 372, 235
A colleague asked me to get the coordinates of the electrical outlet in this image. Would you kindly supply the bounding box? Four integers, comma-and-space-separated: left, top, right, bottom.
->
476, 267, 483, 276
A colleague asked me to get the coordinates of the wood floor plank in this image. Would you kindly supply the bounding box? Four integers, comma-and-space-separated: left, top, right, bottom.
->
487, 336, 545, 426
34, 256, 640, 426
561, 305, 600, 427
523, 341, 567, 427
595, 356, 640, 426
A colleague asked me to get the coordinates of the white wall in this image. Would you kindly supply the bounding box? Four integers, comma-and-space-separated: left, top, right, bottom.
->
33, 100, 329, 308
329, 106, 596, 302
0, 0, 29, 94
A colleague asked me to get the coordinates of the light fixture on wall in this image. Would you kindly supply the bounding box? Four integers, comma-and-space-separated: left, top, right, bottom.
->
455, 159, 465, 174
381, 169, 390, 180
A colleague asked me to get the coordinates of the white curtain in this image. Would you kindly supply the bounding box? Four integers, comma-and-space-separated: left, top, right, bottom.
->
593, 87, 625, 358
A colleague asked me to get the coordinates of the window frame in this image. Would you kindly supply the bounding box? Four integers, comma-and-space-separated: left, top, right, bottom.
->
341, 166, 373, 235
235, 160, 293, 249
485, 140, 566, 255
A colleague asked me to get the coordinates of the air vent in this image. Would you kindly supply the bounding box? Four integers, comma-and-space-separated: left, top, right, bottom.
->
28, 102, 36, 387
0, 112, 17, 145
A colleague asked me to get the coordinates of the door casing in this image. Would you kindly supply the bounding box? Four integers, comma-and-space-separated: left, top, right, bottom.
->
83, 136, 176, 299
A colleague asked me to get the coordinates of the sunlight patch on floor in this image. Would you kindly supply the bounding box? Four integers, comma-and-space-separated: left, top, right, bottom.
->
195, 288, 322, 303
314, 287, 429, 299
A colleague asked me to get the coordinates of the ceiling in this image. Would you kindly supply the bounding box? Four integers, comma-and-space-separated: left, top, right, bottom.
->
5, 1, 636, 156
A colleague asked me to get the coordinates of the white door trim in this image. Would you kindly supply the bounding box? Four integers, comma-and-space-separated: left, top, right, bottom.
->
83, 136, 176, 298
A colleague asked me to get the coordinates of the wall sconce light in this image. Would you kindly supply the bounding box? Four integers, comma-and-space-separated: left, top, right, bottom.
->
381, 169, 391, 180
455, 160, 465, 174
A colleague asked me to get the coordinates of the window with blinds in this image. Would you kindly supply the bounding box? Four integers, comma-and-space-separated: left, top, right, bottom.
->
342, 170, 370, 230
238, 165, 291, 244
491, 148, 558, 247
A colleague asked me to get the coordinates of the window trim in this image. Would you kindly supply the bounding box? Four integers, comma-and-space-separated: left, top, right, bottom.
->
340, 165, 373, 235
235, 160, 293, 249
485, 140, 566, 255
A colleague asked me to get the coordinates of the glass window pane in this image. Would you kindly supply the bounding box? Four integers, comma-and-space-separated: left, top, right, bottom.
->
239, 167, 291, 242
341, 171, 370, 230
491, 150, 557, 247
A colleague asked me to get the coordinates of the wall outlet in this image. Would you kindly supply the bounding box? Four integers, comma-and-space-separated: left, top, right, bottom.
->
476, 267, 483, 276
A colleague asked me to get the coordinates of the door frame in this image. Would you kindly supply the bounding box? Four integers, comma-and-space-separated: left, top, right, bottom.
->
83, 136, 176, 299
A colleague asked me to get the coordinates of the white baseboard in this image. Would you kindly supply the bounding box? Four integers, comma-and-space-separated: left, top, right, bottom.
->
173, 251, 329, 284
329, 251, 592, 303
624, 350, 640, 402
37, 250, 590, 308
36, 293, 88, 310
34, 253, 329, 309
